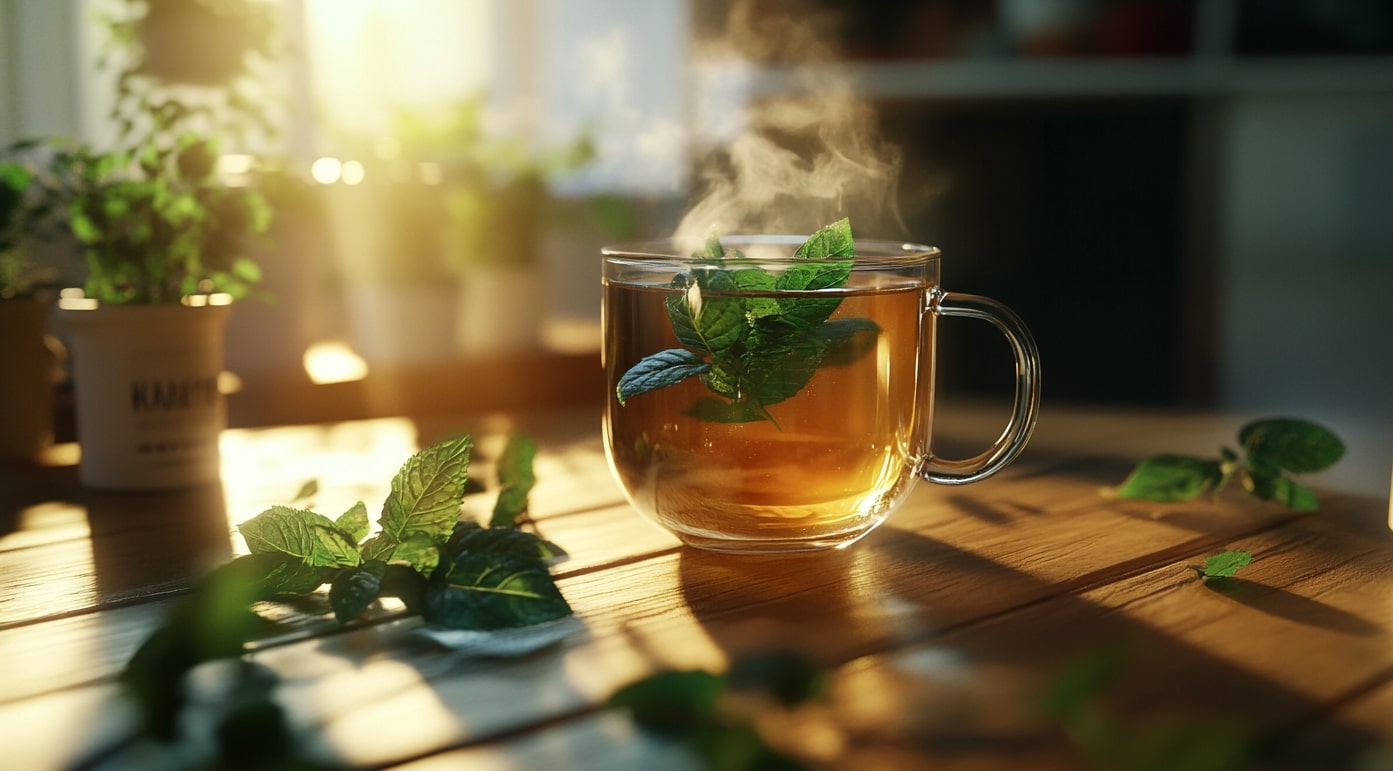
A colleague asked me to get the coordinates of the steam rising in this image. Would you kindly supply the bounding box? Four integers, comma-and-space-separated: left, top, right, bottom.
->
677, 0, 907, 240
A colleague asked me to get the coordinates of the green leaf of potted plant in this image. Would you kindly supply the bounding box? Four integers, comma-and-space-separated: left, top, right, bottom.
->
0, 151, 59, 462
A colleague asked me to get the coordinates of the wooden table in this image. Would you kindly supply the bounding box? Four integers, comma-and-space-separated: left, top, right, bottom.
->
3, 402, 1391, 770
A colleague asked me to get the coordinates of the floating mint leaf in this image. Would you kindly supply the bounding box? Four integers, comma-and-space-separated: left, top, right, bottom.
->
818, 317, 881, 366
683, 396, 768, 423
239, 506, 362, 568
335, 501, 370, 543
1116, 455, 1224, 502
693, 230, 727, 259
793, 217, 854, 258
1196, 550, 1252, 579
615, 218, 879, 427
491, 432, 538, 528
424, 551, 571, 630
329, 561, 386, 623
379, 435, 472, 544
617, 348, 711, 405
1239, 418, 1345, 474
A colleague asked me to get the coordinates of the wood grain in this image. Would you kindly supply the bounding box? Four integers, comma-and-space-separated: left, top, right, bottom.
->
2, 404, 1389, 771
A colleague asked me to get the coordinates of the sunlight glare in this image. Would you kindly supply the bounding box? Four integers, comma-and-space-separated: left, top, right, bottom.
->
303, 340, 370, 384
303, 0, 494, 135
311, 156, 343, 184
341, 160, 367, 185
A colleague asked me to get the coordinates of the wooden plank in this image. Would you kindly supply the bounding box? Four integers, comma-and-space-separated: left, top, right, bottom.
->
163, 479, 1311, 767
0, 412, 630, 626
823, 514, 1393, 768
0, 499, 677, 704
3, 405, 1376, 769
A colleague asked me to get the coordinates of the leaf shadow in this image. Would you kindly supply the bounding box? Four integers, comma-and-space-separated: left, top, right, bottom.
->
1202, 577, 1383, 637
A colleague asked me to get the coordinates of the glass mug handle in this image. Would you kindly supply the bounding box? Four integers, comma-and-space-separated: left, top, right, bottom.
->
920, 288, 1042, 485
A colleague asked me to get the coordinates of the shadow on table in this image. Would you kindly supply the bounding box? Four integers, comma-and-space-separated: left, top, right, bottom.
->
82, 482, 235, 601
674, 525, 1385, 769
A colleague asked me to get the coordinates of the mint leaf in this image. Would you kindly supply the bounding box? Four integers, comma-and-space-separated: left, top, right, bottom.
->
792, 217, 854, 258
490, 432, 538, 528
609, 670, 725, 733
693, 230, 727, 259
616, 348, 711, 404
122, 557, 268, 740
379, 435, 472, 544
1243, 470, 1320, 511
450, 525, 566, 563
616, 218, 879, 427
1239, 418, 1345, 474
329, 561, 386, 623
818, 317, 881, 366
1116, 455, 1224, 502
380, 563, 429, 614
740, 330, 827, 409
424, 552, 572, 630
609, 654, 817, 770
1196, 550, 1252, 579
257, 558, 338, 596
335, 501, 370, 543
239, 506, 362, 568
673, 269, 747, 356
359, 533, 398, 563
291, 479, 318, 502
390, 532, 444, 574
725, 649, 824, 707
683, 397, 769, 423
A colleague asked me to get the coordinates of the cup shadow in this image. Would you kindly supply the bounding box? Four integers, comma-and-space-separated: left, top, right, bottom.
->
674, 526, 1385, 765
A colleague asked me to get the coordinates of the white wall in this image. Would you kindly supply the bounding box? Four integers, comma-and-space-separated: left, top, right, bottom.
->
1218, 94, 1393, 495
0, 0, 86, 144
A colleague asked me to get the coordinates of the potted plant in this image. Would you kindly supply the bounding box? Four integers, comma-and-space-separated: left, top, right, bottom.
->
0, 153, 58, 462
52, 136, 272, 489
326, 98, 606, 359
51, 0, 279, 489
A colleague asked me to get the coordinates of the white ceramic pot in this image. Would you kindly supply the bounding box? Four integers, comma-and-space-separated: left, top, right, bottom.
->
0, 298, 55, 461
61, 302, 231, 489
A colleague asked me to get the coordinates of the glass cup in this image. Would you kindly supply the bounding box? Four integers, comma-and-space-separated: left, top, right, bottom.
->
602, 236, 1040, 554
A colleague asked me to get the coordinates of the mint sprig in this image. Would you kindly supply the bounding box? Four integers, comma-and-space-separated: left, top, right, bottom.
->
609, 650, 824, 770
1116, 417, 1344, 510
616, 218, 878, 425
103, 433, 571, 770
234, 431, 570, 629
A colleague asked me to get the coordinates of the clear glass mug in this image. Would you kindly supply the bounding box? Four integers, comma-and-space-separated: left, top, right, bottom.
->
602, 237, 1040, 554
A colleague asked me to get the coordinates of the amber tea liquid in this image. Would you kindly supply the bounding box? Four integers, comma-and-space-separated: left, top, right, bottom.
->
604, 278, 935, 552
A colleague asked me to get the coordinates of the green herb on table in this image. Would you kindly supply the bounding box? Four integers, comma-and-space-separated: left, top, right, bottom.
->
609, 650, 824, 771
1042, 646, 1255, 771
1193, 550, 1252, 581
1115, 417, 1345, 510
615, 218, 878, 426
102, 433, 568, 769
237, 432, 570, 629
